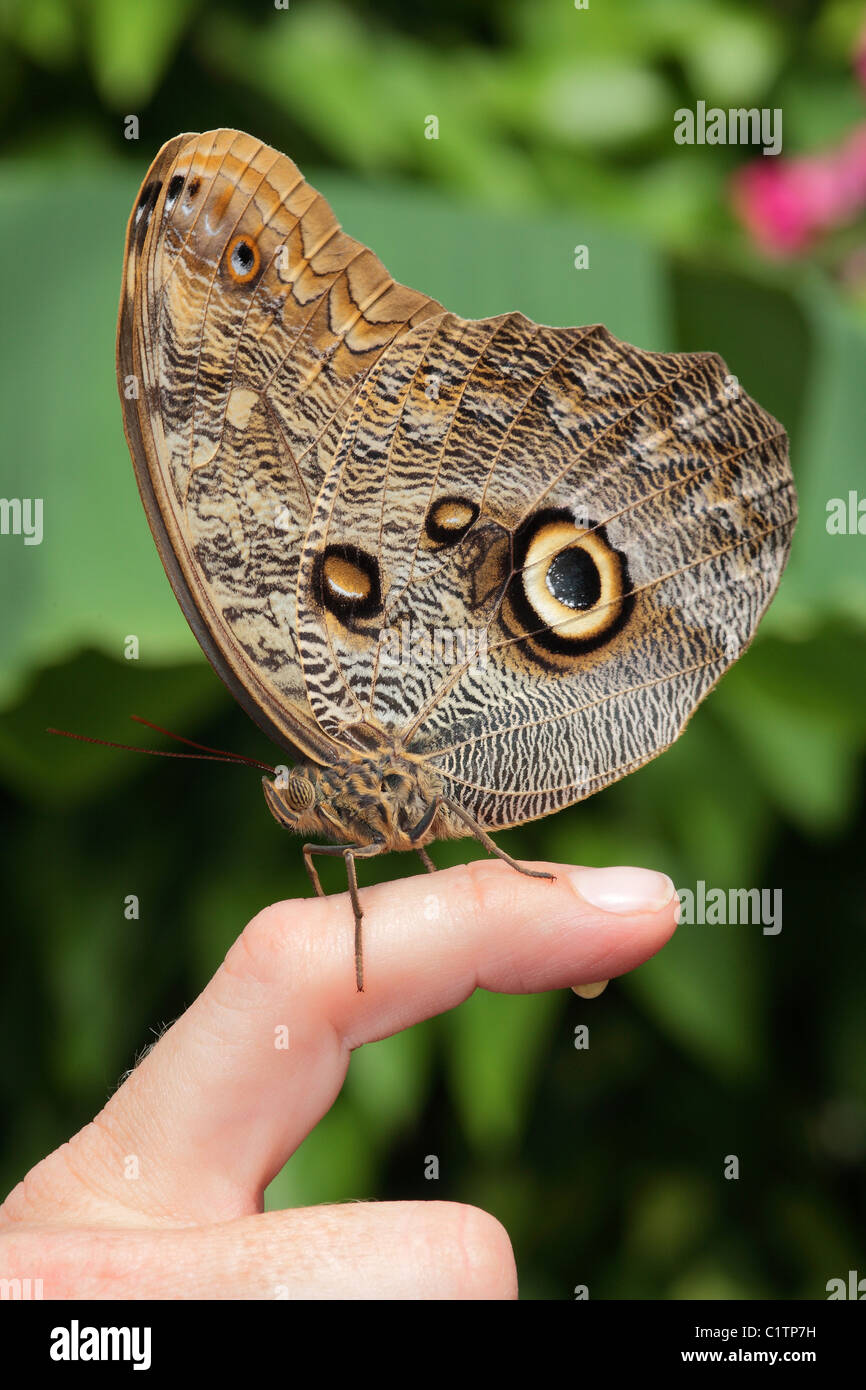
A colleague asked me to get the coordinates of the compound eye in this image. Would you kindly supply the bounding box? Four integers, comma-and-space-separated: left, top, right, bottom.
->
284, 775, 315, 811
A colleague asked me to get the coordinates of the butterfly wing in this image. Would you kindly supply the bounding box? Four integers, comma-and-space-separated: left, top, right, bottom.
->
294, 309, 796, 826
117, 128, 441, 763
119, 128, 797, 825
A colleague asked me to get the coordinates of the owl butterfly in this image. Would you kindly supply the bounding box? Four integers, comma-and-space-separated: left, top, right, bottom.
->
118, 129, 797, 991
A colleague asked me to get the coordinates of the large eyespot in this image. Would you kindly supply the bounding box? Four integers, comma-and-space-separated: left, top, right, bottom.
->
506, 509, 632, 655
425, 496, 479, 547
225, 234, 261, 285
315, 544, 382, 622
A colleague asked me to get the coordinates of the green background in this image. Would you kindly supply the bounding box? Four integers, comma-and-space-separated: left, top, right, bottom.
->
1, 0, 864, 1298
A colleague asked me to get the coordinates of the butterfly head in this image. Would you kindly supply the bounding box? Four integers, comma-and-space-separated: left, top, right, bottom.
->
262, 770, 320, 833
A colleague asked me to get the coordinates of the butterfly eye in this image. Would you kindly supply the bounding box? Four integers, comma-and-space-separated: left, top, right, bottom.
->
425, 496, 479, 547
507, 510, 632, 655
284, 775, 315, 811
226, 234, 261, 285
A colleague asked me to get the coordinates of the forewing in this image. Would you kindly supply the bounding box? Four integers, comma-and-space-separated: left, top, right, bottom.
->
117, 128, 441, 762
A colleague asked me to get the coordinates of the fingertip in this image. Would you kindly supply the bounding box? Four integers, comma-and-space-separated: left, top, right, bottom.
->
407, 1201, 518, 1300
457, 1203, 519, 1300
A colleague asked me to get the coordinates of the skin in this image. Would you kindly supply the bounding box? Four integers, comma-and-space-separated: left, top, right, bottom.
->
0, 858, 679, 1299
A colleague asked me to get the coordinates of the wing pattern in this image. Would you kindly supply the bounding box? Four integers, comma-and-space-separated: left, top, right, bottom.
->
119, 129, 797, 827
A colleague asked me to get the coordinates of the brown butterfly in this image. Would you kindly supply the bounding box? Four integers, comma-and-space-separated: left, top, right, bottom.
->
116, 129, 797, 990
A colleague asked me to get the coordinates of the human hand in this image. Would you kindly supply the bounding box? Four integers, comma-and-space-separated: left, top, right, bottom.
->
0, 859, 678, 1299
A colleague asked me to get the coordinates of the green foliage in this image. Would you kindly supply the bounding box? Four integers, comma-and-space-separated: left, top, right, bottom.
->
1, 0, 863, 1300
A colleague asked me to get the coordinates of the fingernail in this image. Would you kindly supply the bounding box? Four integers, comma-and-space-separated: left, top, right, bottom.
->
572, 980, 609, 999
567, 865, 676, 916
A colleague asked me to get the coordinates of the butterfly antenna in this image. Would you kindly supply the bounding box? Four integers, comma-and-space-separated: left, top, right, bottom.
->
47, 722, 276, 774
128, 715, 275, 770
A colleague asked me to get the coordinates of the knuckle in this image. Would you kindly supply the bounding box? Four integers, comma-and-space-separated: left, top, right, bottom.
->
455, 857, 508, 924
223, 900, 300, 985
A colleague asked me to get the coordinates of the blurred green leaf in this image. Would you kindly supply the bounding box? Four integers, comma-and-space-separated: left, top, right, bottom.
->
2, 0, 78, 68
626, 920, 765, 1083
712, 628, 866, 832
445, 990, 561, 1149
265, 1099, 379, 1209
533, 60, 671, 147
626, 1170, 714, 1266
681, 8, 783, 104
785, 278, 866, 627
0, 651, 225, 805
87, 0, 199, 108
345, 1024, 435, 1137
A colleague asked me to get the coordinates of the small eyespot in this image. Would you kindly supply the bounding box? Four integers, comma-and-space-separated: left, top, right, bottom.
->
134, 180, 161, 227
226, 234, 260, 285
425, 496, 480, 547
165, 173, 185, 208
187, 177, 200, 198
315, 544, 382, 623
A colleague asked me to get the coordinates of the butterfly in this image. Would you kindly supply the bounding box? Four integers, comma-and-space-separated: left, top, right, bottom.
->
117, 129, 797, 991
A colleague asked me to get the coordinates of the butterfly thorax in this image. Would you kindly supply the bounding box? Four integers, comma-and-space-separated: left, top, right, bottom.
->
262, 750, 453, 852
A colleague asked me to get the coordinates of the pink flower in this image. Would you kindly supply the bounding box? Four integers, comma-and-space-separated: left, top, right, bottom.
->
732, 125, 866, 256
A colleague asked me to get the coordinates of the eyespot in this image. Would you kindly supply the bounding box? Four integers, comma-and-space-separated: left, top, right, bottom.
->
226, 234, 261, 285
165, 173, 185, 208
187, 177, 200, 199
134, 180, 161, 227
315, 544, 382, 622
425, 496, 479, 547
505, 509, 632, 655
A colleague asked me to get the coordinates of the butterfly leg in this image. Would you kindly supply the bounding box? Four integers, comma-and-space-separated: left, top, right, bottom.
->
302, 840, 385, 992
416, 848, 436, 874
410, 797, 555, 883
302, 846, 326, 898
